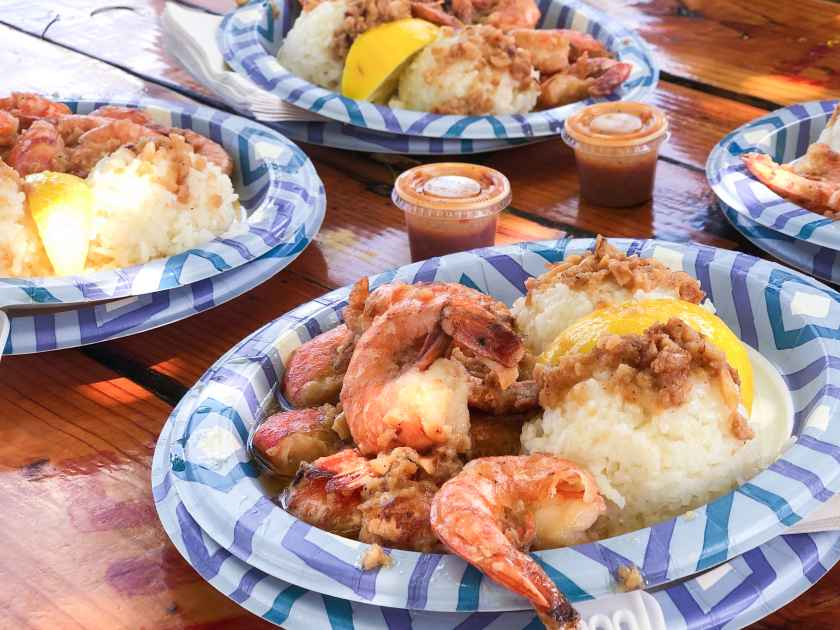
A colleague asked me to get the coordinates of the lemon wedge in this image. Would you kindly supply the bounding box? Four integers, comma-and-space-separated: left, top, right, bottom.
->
25, 172, 93, 276
341, 18, 438, 103
540, 299, 754, 413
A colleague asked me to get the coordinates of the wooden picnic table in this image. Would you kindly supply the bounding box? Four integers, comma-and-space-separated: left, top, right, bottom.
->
1, 1, 839, 627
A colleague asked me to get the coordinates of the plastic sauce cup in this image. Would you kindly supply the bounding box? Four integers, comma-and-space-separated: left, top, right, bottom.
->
562, 102, 669, 208
392, 163, 511, 261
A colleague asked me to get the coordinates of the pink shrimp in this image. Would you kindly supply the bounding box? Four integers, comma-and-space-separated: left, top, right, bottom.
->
479, 0, 540, 31
88, 105, 159, 127
0, 111, 19, 148
282, 448, 370, 538
538, 55, 632, 108
340, 284, 523, 455
742, 141, 840, 218
68, 118, 165, 177
7, 120, 66, 177
281, 324, 355, 408
252, 407, 343, 476
0, 92, 70, 128
89, 105, 233, 175
431, 455, 606, 629
173, 128, 233, 176
512, 28, 611, 75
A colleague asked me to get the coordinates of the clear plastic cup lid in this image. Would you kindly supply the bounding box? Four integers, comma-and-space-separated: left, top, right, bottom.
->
564, 102, 669, 149
392, 163, 512, 219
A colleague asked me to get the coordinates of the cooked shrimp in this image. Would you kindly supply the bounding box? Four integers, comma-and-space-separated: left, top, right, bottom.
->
46, 114, 110, 146
174, 128, 233, 175
411, 0, 462, 26
743, 144, 840, 218
252, 406, 343, 476
480, 0, 541, 30
8, 120, 67, 176
409, 0, 539, 29
68, 118, 165, 177
88, 105, 158, 126
281, 448, 370, 538
431, 455, 605, 629
282, 324, 355, 408
538, 54, 632, 108
88, 106, 232, 174
283, 446, 459, 551
0, 111, 18, 148
355, 446, 459, 552
0, 92, 70, 128
341, 286, 523, 455
512, 28, 610, 75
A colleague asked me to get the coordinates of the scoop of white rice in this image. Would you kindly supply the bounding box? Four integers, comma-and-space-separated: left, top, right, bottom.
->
522, 371, 765, 537
512, 283, 680, 355
0, 162, 52, 277
85, 143, 239, 270
391, 28, 539, 115
277, 0, 347, 90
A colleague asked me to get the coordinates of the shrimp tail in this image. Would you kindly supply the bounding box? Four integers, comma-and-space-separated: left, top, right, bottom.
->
416, 324, 451, 370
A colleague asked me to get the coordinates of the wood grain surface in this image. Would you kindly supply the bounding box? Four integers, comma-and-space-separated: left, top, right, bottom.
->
1, 0, 840, 627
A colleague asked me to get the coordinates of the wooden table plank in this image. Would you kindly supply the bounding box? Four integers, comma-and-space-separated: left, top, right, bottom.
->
0, 352, 275, 629
586, 0, 840, 106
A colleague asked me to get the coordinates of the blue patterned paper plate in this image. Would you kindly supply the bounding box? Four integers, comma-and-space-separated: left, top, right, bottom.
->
154, 351, 840, 630
218, 0, 658, 140
720, 202, 840, 287
166, 238, 840, 612
262, 119, 540, 154
3, 190, 323, 355
707, 99, 840, 251
0, 98, 325, 308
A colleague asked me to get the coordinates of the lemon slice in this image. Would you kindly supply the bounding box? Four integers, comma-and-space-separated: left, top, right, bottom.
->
25, 172, 93, 276
341, 19, 438, 103
541, 299, 754, 413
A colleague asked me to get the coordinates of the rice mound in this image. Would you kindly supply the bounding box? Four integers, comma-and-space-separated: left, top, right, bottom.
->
513, 283, 680, 356
522, 371, 766, 537
277, 0, 348, 90
513, 238, 705, 354
391, 26, 539, 115
0, 162, 52, 277
85, 141, 239, 270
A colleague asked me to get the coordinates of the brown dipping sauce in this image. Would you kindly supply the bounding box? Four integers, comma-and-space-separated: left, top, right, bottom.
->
563, 102, 669, 208
392, 163, 512, 261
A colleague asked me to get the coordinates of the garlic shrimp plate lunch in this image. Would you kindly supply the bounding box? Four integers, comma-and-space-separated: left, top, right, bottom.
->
252, 236, 793, 628
0, 93, 241, 278
277, 0, 633, 115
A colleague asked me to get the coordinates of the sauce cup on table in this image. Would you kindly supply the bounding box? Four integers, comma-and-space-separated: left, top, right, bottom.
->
562, 102, 669, 208
392, 163, 512, 261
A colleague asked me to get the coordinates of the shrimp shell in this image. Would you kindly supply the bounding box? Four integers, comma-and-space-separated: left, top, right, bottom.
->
743, 150, 840, 217
282, 324, 354, 408
341, 287, 523, 455
8, 120, 66, 177
431, 455, 605, 629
